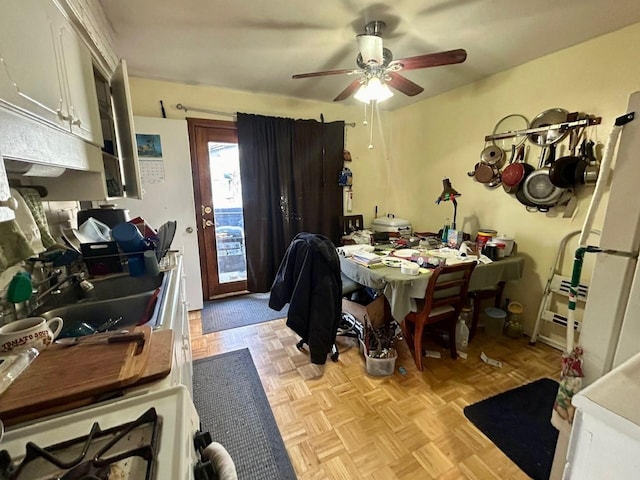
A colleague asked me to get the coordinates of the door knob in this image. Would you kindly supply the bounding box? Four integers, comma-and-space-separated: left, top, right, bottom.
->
186, 226, 194, 234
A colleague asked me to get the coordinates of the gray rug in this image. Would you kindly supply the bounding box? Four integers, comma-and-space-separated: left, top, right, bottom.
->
192, 348, 297, 480
201, 292, 288, 334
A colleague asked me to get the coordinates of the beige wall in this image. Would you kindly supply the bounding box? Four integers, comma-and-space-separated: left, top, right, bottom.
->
389, 22, 640, 333
128, 77, 391, 227
129, 22, 640, 335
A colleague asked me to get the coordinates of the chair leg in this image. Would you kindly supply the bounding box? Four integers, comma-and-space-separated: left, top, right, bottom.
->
414, 321, 425, 371
448, 318, 458, 359
401, 320, 415, 350
470, 293, 481, 341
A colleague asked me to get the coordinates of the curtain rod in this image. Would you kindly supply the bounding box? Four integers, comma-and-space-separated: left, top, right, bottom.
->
175, 103, 355, 127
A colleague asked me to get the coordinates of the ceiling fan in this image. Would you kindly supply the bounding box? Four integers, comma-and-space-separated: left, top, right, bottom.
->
292, 20, 467, 103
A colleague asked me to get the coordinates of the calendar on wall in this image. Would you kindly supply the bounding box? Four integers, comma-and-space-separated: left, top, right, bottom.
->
136, 133, 165, 184
139, 158, 165, 184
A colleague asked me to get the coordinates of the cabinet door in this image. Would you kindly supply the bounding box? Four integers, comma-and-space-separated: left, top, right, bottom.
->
111, 60, 142, 199
0, 147, 16, 222
0, 0, 67, 129
57, 20, 102, 145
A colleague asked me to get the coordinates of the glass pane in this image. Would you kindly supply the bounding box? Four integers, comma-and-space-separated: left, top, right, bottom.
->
208, 142, 247, 283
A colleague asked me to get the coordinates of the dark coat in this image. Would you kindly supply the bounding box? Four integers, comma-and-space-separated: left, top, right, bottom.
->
269, 233, 342, 364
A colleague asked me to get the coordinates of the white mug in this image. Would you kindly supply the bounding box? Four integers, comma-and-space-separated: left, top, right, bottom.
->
0, 317, 64, 352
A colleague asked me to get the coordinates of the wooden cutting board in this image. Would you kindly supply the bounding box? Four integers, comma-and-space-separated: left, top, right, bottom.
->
0, 326, 154, 426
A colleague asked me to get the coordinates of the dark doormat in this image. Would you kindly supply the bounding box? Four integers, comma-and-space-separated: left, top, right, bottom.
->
192, 348, 297, 480
201, 292, 288, 334
463, 378, 559, 480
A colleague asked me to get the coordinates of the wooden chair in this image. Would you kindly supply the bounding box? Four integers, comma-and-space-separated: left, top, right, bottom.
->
340, 215, 364, 235
402, 261, 477, 371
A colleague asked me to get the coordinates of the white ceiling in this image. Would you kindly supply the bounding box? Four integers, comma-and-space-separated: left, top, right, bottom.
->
99, 0, 640, 111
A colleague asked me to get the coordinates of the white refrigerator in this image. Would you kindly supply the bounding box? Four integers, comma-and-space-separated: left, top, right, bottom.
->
578, 90, 640, 386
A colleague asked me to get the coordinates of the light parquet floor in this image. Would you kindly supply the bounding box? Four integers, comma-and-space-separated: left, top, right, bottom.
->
189, 311, 562, 480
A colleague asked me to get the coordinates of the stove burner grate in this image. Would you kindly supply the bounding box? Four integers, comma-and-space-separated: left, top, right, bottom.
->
0, 408, 160, 480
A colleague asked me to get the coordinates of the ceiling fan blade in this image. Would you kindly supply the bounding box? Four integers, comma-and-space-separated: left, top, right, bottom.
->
390, 48, 467, 71
356, 34, 383, 65
333, 79, 362, 102
292, 68, 360, 79
386, 73, 424, 97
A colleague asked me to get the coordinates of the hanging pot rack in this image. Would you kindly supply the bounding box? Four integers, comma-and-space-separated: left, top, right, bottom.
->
485, 115, 601, 143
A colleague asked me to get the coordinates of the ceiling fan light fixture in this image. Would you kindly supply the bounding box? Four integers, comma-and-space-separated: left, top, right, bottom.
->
354, 76, 393, 104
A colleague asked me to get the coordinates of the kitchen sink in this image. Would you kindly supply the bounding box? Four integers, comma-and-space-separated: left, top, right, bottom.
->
32, 272, 165, 338
40, 291, 159, 339
86, 272, 164, 301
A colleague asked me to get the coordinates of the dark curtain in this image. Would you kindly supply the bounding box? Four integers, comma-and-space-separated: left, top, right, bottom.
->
237, 113, 344, 292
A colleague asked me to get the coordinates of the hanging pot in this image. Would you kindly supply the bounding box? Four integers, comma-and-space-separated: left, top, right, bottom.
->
480, 145, 505, 168
522, 144, 565, 211
474, 162, 497, 184
528, 108, 570, 146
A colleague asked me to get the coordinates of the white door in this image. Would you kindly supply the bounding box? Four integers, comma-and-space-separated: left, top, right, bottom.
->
116, 117, 203, 310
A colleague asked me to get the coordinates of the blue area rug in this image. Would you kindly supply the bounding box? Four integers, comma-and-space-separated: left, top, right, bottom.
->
463, 378, 559, 480
192, 348, 296, 480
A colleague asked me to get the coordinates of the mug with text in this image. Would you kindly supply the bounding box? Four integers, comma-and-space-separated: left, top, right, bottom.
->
0, 317, 64, 352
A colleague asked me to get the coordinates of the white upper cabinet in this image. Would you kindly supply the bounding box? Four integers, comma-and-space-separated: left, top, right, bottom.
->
0, 146, 16, 223
0, 0, 101, 146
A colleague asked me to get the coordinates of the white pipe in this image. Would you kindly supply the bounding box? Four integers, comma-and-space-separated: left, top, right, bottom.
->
577, 126, 623, 247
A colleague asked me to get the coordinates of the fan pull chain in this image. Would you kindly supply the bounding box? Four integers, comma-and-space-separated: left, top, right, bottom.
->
363, 102, 368, 126
368, 100, 376, 149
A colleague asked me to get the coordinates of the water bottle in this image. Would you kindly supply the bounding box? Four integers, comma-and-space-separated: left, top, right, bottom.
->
456, 307, 471, 354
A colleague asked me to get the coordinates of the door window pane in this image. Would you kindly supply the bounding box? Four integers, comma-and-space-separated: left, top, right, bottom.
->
209, 142, 247, 283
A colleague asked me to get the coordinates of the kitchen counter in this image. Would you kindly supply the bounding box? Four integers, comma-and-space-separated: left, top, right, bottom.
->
2, 251, 193, 429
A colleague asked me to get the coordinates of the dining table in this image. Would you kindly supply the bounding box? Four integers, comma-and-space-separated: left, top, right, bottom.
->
339, 253, 525, 322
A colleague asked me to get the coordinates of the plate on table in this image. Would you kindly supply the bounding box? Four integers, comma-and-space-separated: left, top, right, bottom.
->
382, 258, 403, 268
392, 249, 420, 259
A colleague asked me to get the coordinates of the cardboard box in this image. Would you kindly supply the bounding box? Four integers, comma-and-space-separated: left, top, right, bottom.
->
342, 295, 391, 328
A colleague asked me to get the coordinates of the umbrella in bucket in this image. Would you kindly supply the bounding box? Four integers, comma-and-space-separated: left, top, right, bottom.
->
554, 112, 635, 423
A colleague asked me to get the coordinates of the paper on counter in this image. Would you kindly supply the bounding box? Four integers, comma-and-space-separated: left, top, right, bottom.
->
480, 352, 503, 367
336, 244, 375, 257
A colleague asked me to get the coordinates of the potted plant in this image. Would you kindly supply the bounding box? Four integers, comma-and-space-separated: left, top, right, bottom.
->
362, 315, 401, 376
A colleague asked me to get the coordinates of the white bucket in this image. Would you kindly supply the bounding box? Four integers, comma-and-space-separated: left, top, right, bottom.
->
494, 236, 515, 256
365, 348, 398, 376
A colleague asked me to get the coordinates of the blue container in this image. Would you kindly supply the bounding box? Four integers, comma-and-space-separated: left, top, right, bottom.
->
112, 222, 146, 253
484, 307, 507, 336
127, 255, 146, 277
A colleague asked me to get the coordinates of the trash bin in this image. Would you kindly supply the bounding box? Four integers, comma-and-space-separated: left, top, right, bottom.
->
484, 307, 507, 336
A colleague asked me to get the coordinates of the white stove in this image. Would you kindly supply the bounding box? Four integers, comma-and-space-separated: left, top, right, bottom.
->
0, 386, 211, 479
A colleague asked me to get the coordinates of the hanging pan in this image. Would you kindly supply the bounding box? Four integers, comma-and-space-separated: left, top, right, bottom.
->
503, 144, 528, 193
549, 126, 586, 188
522, 144, 565, 212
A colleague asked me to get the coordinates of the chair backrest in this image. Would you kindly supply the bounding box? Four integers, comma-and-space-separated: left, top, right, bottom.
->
420, 261, 477, 320
340, 215, 364, 235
